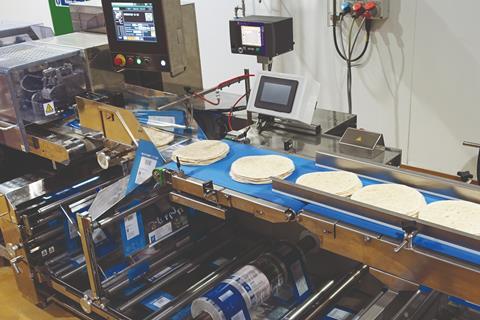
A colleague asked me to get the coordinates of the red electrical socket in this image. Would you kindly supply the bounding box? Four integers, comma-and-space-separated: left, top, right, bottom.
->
364, 1, 378, 18
364, 1, 377, 11
352, 2, 364, 14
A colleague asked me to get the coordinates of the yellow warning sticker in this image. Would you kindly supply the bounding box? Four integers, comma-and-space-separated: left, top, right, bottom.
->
355, 136, 363, 143
43, 102, 56, 116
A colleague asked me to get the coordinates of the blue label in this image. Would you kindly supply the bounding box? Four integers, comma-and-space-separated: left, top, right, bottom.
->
127, 140, 164, 194
119, 201, 146, 256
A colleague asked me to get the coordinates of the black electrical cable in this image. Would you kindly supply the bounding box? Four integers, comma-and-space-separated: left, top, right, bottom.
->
333, 11, 372, 114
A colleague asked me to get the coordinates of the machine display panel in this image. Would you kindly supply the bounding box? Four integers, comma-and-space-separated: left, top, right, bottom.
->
241, 25, 262, 47
254, 76, 298, 113
112, 2, 157, 43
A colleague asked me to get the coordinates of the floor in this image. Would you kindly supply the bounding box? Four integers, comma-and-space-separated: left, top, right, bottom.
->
0, 267, 78, 320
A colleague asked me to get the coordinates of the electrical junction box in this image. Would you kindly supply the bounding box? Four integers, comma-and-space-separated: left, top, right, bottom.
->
328, 0, 389, 26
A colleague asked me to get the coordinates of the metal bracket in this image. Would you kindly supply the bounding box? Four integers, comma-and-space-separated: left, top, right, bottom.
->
202, 180, 217, 202
285, 208, 296, 222
394, 230, 418, 253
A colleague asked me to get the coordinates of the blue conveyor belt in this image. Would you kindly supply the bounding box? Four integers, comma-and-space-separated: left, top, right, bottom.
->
165, 140, 314, 212
164, 141, 480, 266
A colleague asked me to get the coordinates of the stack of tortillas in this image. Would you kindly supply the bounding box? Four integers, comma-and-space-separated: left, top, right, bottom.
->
418, 200, 480, 235
296, 171, 363, 197
230, 155, 295, 184
143, 127, 174, 147
171, 140, 230, 166
351, 184, 427, 217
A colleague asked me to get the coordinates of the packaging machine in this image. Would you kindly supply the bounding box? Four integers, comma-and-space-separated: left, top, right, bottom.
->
0, 1, 479, 319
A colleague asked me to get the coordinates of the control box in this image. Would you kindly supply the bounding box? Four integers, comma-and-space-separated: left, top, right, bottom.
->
102, 0, 187, 76
229, 16, 294, 59
328, 0, 389, 26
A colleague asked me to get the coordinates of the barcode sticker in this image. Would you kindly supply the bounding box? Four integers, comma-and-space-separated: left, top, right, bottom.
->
152, 296, 171, 309
135, 156, 157, 185
124, 213, 140, 240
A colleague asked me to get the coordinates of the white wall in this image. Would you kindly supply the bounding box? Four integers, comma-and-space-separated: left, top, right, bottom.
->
194, 0, 480, 177
0, 0, 53, 28
2, 0, 478, 176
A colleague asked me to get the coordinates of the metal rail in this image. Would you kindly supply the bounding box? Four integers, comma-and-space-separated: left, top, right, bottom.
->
283, 264, 368, 320
117, 240, 234, 312
272, 178, 480, 252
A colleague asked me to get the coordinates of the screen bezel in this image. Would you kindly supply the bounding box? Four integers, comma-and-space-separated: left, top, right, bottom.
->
102, 0, 168, 54
254, 76, 299, 113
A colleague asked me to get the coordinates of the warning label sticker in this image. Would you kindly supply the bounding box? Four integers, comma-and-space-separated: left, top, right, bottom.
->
43, 102, 56, 116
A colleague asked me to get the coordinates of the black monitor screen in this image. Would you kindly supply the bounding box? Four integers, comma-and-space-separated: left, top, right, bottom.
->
112, 2, 157, 43
255, 76, 299, 113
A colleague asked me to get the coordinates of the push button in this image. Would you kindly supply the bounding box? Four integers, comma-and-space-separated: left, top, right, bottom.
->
113, 54, 126, 67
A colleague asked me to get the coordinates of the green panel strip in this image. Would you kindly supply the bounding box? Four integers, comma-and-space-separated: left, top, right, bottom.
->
48, 0, 74, 35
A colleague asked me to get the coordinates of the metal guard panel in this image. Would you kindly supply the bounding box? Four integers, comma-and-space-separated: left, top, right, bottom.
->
303, 203, 480, 266
316, 151, 480, 203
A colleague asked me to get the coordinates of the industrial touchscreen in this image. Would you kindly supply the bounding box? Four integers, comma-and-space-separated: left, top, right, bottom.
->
255, 76, 298, 113
102, 0, 186, 75
112, 2, 157, 43
247, 71, 320, 125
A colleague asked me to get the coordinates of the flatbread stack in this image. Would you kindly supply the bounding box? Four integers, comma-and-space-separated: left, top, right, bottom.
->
171, 140, 230, 166
351, 184, 427, 217
230, 155, 295, 184
296, 171, 363, 197
143, 127, 175, 147
418, 200, 480, 236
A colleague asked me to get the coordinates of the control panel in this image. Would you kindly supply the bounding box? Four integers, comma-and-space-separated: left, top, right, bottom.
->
102, 0, 186, 75
112, 53, 167, 71
230, 16, 293, 59
328, 0, 389, 26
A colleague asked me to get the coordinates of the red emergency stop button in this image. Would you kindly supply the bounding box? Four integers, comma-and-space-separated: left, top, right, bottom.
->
114, 54, 126, 67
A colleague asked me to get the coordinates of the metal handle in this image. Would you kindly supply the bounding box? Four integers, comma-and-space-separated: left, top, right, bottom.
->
10, 256, 23, 274
394, 231, 417, 253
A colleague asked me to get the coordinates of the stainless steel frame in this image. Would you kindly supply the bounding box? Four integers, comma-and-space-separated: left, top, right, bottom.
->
161, 150, 480, 306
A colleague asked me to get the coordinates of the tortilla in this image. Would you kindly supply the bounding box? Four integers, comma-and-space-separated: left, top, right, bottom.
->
143, 127, 174, 147
171, 140, 229, 166
418, 200, 480, 235
296, 171, 363, 197
230, 155, 295, 184
351, 184, 427, 217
